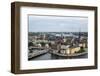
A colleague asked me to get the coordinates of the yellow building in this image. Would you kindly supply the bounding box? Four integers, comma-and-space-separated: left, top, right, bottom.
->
69, 47, 80, 54
79, 43, 86, 48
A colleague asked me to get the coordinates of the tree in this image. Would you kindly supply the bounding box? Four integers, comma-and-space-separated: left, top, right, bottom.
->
41, 42, 45, 47
28, 42, 33, 47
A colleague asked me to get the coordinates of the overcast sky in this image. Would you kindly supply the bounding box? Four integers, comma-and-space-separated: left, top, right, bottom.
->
28, 15, 88, 32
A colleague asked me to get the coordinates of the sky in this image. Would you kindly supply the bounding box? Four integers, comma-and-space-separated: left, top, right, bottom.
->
28, 15, 88, 32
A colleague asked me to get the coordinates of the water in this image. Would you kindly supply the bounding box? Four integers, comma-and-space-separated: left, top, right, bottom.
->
29, 52, 88, 61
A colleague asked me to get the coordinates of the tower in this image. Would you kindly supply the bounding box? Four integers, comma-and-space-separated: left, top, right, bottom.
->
78, 27, 81, 43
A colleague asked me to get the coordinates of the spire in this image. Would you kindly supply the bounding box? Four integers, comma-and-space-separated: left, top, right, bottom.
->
78, 27, 81, 43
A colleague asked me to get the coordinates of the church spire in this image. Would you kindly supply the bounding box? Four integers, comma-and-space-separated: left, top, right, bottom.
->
78, 27, 81, 43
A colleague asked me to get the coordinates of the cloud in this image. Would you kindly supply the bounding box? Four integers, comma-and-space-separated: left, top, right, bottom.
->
29, 15, 88, 32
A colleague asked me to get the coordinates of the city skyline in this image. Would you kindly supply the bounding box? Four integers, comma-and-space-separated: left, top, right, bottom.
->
29, 15, 88, 32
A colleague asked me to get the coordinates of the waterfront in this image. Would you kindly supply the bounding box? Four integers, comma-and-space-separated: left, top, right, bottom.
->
29, 51, 88, 60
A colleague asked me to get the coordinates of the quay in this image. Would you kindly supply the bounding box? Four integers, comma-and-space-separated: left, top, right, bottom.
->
28, 49, 49, 60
